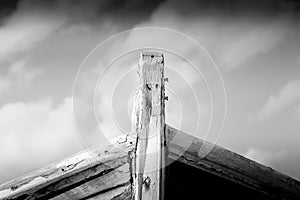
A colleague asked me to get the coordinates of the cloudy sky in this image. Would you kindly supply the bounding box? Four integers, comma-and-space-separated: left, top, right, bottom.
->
0, 0, 299, 184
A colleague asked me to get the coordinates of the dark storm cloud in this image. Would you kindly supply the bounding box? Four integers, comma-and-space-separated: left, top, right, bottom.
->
92, 0, 167, 26
102, 0, 164, 17
0, 0, 166, 26
0, 0, 19, 21
1, 0, 298, 28
154, 0, 300, 21
0, 0, 168, 61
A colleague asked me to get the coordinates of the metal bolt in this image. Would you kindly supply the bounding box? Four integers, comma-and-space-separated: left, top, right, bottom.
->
143, 176, 151, 188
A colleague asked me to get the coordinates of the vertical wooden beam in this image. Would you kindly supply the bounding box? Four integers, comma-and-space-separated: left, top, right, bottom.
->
132, 52, 166, 200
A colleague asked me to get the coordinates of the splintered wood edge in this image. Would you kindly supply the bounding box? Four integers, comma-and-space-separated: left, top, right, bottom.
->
166, 124, 300, 199
0, 133, 136, 200
133, 52, 166, 200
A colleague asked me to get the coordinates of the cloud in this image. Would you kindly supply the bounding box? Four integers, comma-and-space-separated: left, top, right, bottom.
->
218, 18, 289, 70
0, 0, 71, 61
1, 0, 299, 184
0, 77, 11, 94
296, 105, 300, 126
131, 0, 298, 70
0, 58, 43, 95
0, 0, 296, 65
258, 79, 300, 121
0, 0, 89, 61
245, 147, 286, 166
0, 98, 83, 184
0, 0, 165, 62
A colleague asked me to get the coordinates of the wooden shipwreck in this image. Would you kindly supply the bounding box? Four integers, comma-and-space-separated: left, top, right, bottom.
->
1, 52, 300, 200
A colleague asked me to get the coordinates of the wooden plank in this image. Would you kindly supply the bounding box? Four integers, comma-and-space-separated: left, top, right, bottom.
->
131, 52, 166, 200
0, 133, 136, 200
51, 164, 130, 200
166, 125, 300, 200
85, 184, 132, 200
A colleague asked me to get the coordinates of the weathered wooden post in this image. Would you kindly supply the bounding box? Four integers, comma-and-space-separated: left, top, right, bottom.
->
131, 52, 166, 200
2, 52, 300, 200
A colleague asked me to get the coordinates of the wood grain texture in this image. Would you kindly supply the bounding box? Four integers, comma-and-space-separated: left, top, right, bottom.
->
0, 133, 136, 200
132, 52, 166, 200
166, 125, 300, 200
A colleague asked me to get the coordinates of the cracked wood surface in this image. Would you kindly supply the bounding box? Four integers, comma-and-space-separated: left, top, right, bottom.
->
132, 52, 166, 200
0, 133, 136, 200
166, 125, 300, 200
1, 125, 300, 199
